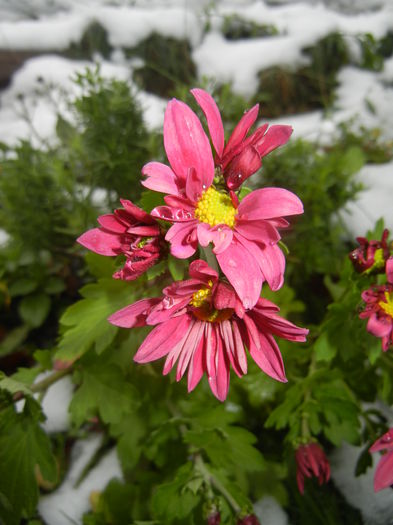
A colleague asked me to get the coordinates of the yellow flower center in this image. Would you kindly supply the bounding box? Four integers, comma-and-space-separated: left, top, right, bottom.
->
379, 292, 393, 318
189, 281, 233, 323
194, 187, 237, 228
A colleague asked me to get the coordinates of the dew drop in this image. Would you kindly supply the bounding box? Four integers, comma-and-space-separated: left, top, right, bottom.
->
185, 211, 192, 219
202, 184, 207, 190
163, 296, 174, 309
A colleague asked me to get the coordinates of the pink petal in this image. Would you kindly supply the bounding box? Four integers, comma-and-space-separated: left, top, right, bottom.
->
127, 225, 160, 236
165, 222, 198, 259
186, 166, 205, 202
146, 296, 190, 325
164, 99, 214, 187
191, 88, 224, 157
176, 320, 205, 380
255, 125, 293, 158
367, 314, 392, 338
247, 326, 287, 382
216, 237, 262, 309
187, 332, 205, 392
370, 429, 393, 453
235, 219, 281, 244
235, 234, 284, 291
232, 320, 247, 374
164, 195, 195, 212
387, 257, 393, 284
108, 298, 158, 328
225, 146, 261, 190
141, 161, 181, 196
205, 322, 216, 378
189, 259, 218, 282
208, 326, 230, 401
134, 314, 192, 363
219, 320, 242, 377
77, 228, 122, 256
374, 451, 393, 491
97, 214, 127, 233
197, 223, 234, 255
238, 188, 304, 220
151, 206, 194, 222
223, 104, 259, 161
119, 199, 154, 223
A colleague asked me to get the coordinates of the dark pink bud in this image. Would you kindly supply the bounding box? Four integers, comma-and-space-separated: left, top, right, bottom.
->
207, 511, 221, 525
349, 229, 390, 274
295, 442, 330, 494
237, 514, 260, 525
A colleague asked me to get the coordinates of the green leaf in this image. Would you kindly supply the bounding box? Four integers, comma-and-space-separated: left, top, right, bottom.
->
0, 324, 29, 357
139, 190, 165, 213
56, 278, 135, 362
168, 255, 187, 281
146, 259, 167, 281
110, 413, 146, 472
18, 293, 51, 328
0, 398, 56, 525
0, 372, 33, 396
151, 463, 200, 521
8, 278, 38, 297
69, 360, 137, 427
314, 333, 337, 363
43, 277, 66, 294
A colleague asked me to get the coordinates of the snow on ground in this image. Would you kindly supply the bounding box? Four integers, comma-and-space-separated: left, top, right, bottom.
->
38, 435, 122, 525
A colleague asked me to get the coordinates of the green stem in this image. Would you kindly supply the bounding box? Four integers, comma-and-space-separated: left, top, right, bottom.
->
30, 368, 71, 393
194, 454, 241, 514
201, 245, 220, 274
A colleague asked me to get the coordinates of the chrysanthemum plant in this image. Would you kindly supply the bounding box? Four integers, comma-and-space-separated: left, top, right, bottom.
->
2, 86, 393, 525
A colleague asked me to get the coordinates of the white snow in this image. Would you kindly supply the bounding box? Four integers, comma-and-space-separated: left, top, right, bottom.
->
41, 375, 73, 433
254, 495, 289, 525
39, 435, 122, 525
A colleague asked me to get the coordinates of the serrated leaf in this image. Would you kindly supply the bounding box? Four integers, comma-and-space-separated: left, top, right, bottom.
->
0, 398, 56, 525
146, 259, 167, 280
314, 333, 337, 363
168, 255, 187, 281
0, 373, 33, 396
56, 278, 135, 362
69, 361, 137, 427
18, 293, 51, 328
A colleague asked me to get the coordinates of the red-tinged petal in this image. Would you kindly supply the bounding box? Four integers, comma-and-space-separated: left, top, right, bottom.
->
249, 331, 287, 383
208, 327, 230, 401
238, 187, 304, 220
219, 320, 242, 377
164, 194, 195, 212
374, 451, 393, 491
187, 331, 205, 392
387, 257, 393, 284
189, 259, 218, 282
146, 296, 190, 325
97, 214, 127, 233
216, 238, 262, 309
176, 320, 205, 380
252, 309, 308, 342
186, 166, 205, 202
367, 314, 392, 338
255, 125, 293, 158
151, 206, 194, 222
235, 219, 281, 245
206, 322, 216, 378
141, 161, 181, 196
213, 282, 242, 313
232, 320, 247, 374
127, 225, 160, 236
370, 429, 393, 452
119, 199, 154, 223
197, 223, 234, 254
223, 104, 259, 161
165, 222, 198, 259
164, 99, 214, 187
225, 146, 261, 190
191, 88, 224, 157
108, 298, 158, 328
296, 471, 305, 495
77, 228, 122, 256
163, 324, 192, 375
134, 314, 192, 363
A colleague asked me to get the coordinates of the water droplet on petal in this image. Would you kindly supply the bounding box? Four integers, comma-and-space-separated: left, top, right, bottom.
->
202, 184, 207, 190
163, 296, 174, 309
185, 211, 192, 219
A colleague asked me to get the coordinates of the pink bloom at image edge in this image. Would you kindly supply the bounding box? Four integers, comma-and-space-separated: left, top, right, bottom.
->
360, 258, 393, 351
370, 428, 393, 492
142, 88, 304, 308
77, 199, 163, 281
349, 228, 390, 274
109, 260, 308, 402
295, 442, 330, 494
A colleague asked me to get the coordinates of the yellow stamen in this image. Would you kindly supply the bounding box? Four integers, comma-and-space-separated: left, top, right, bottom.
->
379, 292, 393, 318
194, 187, 236, 228
190, 280, 213, 307
189, 280, 233, 322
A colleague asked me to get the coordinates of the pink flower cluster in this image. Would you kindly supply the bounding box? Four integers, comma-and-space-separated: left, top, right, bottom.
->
78, 88, 308, 401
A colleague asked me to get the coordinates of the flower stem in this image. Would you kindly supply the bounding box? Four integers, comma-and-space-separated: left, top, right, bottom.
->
194, 453, 241, 514
201, 245, 220, 273
30, 368, 71, 393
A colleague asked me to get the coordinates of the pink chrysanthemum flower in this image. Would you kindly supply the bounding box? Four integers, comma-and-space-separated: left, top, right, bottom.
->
295, 442, 330, 494
142, 89, 304, 308
359, 258, 393, 351
108, 260, 308, 401
77, 199, 163, 281
369, 428, 393, 492
349, 228, 390, 274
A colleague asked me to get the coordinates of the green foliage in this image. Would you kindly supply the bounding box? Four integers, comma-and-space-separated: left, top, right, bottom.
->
0, 398, 56, 525
222, 15, 278, 40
